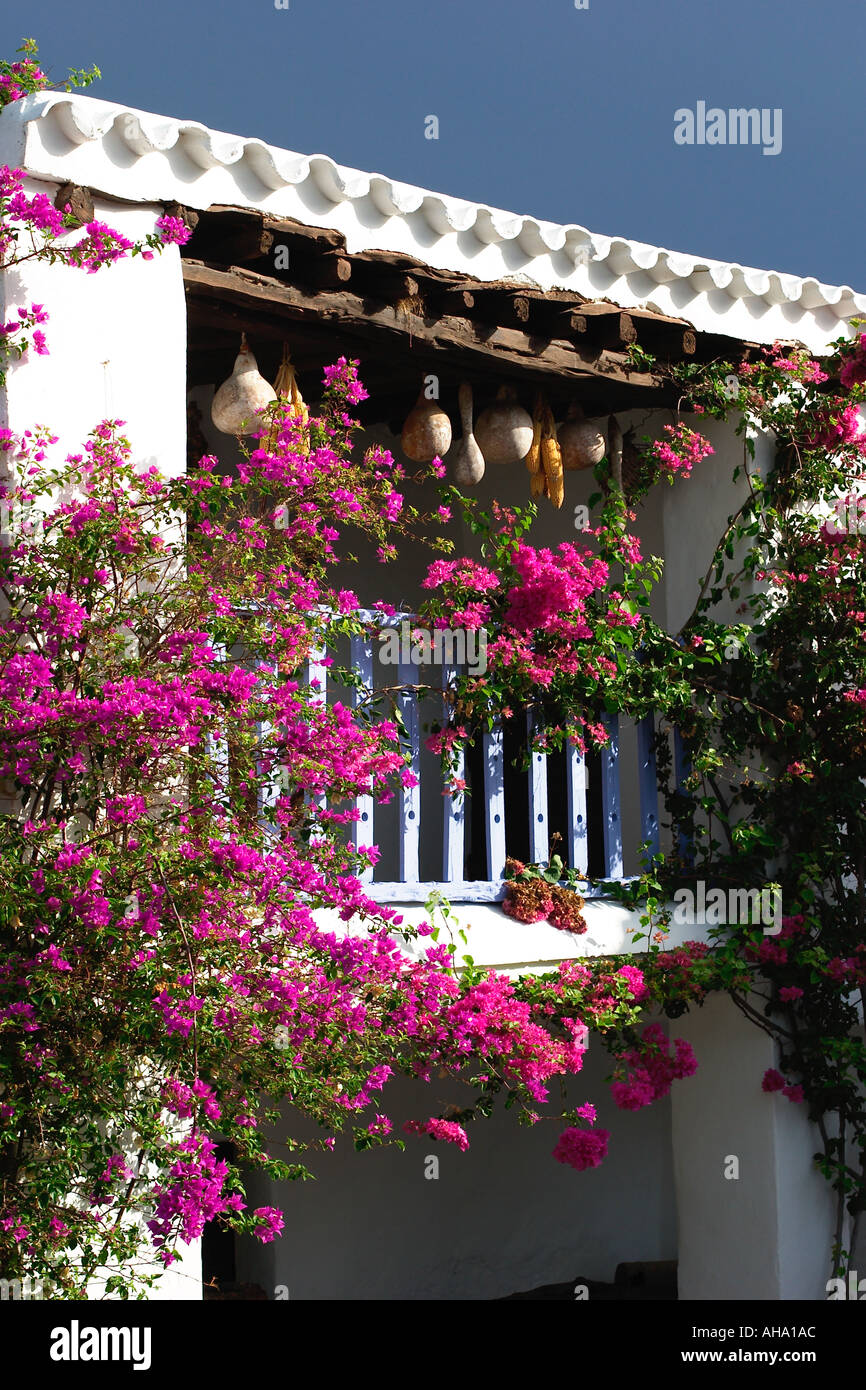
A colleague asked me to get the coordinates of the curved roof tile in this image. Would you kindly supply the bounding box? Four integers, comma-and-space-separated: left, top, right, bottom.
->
3, 91, 863, 352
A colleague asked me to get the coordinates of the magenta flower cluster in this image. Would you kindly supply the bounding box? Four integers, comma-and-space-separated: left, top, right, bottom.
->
552, 1127, 610, 1170
650, 423, 715, 481
611, 1023, 698, 1110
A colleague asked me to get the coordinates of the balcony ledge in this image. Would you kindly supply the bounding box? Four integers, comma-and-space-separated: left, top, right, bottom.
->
313, 899, 713, 976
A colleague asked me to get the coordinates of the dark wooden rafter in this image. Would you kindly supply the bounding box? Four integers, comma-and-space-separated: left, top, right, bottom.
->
182, 260, 658, 390
53, 182, 95, 227
567, 303, 698, 357
178, 202, 776, 422
439, 287, 476, 315
180, 204, 711, 352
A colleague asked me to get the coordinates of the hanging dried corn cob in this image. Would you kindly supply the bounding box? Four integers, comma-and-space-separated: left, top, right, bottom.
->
530, 468, 546, 498
525, 391, 544, 474
269, 344, 309, 449
540, 401, 564, 509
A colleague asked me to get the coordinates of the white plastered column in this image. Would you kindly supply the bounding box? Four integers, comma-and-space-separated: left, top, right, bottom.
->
0, 179, 197, 1298
1, 181, 187, 481
670, 992, 834, 1300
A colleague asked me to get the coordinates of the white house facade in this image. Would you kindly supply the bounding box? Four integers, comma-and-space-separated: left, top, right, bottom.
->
0, 90, 857, 1301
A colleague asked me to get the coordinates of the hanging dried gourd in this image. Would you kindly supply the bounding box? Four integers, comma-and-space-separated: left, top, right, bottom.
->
474, 384, 534, 465
559, 403, 606, 470
211, 334, 278, 435
401, 387, 452, 463
452, 382, 485, 486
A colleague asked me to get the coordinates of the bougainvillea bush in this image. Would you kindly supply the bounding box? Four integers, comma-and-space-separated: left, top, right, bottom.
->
427, 326, 866, 1276
0, 47, 691, 1296
0, 356, 665, 1294
0, 370, 669, 1293
631, 337, 866, 1275
409, 344, 866, 1277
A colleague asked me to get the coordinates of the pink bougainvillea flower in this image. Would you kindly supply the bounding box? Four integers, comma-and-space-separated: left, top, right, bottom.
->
761, 1068, 786, 1093
552, 1127, 610, 1171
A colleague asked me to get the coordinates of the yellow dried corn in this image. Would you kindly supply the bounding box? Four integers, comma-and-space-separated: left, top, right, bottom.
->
290, 375, 309, 427
273, 349, 293, 400
270, 345, 308, 448
526, 392, 546, 473
539, 403, 564, 508
525, 419, 542, 473
542, 434, 564, 508
526, 393, 546, 503
525, 395, 544, 474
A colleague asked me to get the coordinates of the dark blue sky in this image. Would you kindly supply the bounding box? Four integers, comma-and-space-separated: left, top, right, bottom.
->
4, 0, 862, 290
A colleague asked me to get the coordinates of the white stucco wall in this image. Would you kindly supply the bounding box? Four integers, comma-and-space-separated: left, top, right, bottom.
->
0, 181, 186, 480
87, 1235, 203, 1302
662, 414, 776, 634
233, 1036, 677, 1301
671, 993, 834, 1300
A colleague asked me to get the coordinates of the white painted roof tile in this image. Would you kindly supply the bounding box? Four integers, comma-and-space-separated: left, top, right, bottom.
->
2, 92, 862, 353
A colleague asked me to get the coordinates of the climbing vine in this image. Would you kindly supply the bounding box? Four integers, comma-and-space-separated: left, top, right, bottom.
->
427, 331, 866, 1278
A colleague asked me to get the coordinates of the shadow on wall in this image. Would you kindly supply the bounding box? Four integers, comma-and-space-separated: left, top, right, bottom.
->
225, 1033, 677, 1301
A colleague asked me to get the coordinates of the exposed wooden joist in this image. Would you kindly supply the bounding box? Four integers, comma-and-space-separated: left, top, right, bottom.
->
272, 247, 353, 289
438, 287, 476, 314
563, 301, 699, 356
260, 213, 345, 253
181, 205, 773, 371
216, 223, 275, 264
54, 183, 95, 227
184, 207, 346, 274
163, 201, 201, 237
574, 309, 639, 349
469, 287, 532, 327
313, 252, 353, 287
182, 260, 660, 390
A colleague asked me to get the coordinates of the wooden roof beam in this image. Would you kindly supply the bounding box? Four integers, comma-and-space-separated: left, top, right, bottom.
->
182, 260, 661, 390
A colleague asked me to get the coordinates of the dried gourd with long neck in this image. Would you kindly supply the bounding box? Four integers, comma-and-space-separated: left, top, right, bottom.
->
452, 382, 485, 485
211, 334, 277, 435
